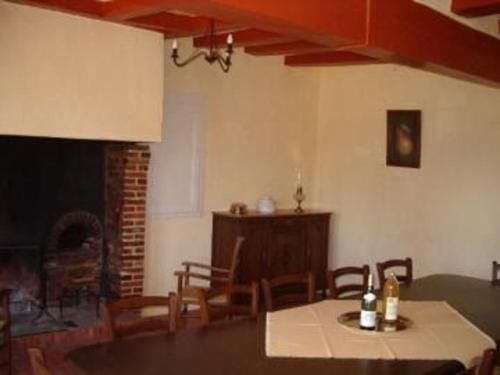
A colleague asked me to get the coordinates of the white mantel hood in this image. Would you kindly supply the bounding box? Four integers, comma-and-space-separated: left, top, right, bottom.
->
0, 2, 163, 142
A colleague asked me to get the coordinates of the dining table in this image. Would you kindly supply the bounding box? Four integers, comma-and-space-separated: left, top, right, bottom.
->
67, 274, 500, 375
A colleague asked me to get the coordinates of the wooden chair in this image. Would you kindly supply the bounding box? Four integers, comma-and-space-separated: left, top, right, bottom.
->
261, 273, 315, 312
376, 257, 413, 287
0, 290, 11, 375
28, 348, 52, 375
198, 282, 259, 326
492, 261, 500, 286
104, 293, 177, 340
175, 237, 245, 313
466, 348, 497, 375
327, 265, 370, 299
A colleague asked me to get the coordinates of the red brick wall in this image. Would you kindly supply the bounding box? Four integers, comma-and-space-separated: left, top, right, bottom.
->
105, 143, 150, 297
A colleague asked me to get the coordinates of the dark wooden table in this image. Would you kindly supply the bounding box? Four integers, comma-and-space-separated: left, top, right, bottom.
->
67, 274, 500, 375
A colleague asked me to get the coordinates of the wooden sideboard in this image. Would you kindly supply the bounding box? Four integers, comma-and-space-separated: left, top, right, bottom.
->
211, 210, 331, 289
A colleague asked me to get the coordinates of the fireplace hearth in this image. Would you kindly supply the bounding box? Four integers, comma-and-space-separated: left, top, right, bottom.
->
0, 136, 150, 336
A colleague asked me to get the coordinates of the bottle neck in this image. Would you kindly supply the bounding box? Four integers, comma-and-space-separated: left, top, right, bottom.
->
367, 274, 374, 293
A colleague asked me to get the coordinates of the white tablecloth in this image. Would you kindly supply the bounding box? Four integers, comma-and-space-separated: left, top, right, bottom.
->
266, 300, 495, 367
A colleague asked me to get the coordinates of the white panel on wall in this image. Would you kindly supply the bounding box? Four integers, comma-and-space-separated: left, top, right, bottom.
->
149, 92, 205, 217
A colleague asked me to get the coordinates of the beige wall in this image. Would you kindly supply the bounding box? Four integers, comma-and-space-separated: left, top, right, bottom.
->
314, 64, 500, 286
145, 41, 319, 294
145, 48, 500, 295
0, 1, 164, 142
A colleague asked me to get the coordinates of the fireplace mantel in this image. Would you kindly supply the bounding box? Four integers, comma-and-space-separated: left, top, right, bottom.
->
0, 2, 163, 142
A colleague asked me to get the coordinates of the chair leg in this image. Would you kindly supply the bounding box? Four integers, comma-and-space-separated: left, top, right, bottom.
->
59, 297, 64, 320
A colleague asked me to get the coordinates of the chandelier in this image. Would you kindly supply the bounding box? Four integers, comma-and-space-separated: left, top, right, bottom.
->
171, 19, 234, 73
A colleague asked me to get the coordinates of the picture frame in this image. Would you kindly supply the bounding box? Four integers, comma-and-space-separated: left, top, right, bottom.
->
386, 110, 421, 168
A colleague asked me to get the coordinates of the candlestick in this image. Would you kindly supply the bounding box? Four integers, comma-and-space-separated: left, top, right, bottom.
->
293, 185, 306, 213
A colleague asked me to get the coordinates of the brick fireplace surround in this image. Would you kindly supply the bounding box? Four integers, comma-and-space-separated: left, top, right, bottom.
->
105, 143, 150, 298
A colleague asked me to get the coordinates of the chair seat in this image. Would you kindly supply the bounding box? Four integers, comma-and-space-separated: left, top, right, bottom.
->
180, 286, 228, 305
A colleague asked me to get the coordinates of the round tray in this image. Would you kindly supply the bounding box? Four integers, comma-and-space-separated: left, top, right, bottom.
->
337, 311, 413, 333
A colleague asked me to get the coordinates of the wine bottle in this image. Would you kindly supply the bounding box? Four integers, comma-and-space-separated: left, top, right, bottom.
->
382, 271, 400, 323
360, 274, 377, 330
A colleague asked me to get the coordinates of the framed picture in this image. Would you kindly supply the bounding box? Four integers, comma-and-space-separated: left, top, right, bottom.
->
386, 110, 421, 168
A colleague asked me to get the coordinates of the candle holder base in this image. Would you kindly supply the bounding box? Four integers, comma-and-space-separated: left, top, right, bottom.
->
293, 186, 305, 213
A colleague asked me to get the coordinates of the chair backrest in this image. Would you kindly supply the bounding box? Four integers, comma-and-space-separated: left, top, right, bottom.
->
467, 348, 497, 375
104, 293, 177, 340
327, 265, 370, 299
198, 282, 259, 326
261, 273, 315, 312
228, 236, 245, 284
0, 290, 11, 374
376, 257, 413, 287
28, 348, 52, 375
492, 261, 500, 286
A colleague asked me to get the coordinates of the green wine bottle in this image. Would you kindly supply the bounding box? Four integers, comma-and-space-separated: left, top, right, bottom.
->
360, 274, 377, 330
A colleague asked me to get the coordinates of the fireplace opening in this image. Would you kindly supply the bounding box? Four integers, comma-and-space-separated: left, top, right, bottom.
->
0, 136, 106, 336
0, 136, 150, 337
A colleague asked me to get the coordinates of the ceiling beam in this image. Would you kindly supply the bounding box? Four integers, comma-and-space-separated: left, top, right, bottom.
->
451, 0, 500, 17
245, 41, 329, 56
127, 12, 201, 34
177, 0, 368, 47
194, 0, 499, 83
127, 13, 232, 37
193, 29, 292, 48
285, 51, 381, 67
101, 0, 180, 21
366, 0, 500, 86
7, 0, 500, 85
7, 0, 103, 17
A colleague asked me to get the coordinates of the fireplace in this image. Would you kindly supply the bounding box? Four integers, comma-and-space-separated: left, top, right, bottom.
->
0, 136, 150, 336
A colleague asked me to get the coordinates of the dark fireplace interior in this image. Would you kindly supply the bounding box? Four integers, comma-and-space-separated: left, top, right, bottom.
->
0, 136, 106, 336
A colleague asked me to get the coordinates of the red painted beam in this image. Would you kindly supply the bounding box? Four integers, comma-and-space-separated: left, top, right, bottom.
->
451, 0, 500, 17
245, 41, 329, 56
101, 0, 179, 21
7, 0, 104, 17
128, 12, 200, 34
128, 13, 233, 37
194, 29, 292, 48
104, 0, 370, 46
285, 51, 380, 67
7, 0, 500, 85
366, 0, 500, 85
107, 0, 367, 48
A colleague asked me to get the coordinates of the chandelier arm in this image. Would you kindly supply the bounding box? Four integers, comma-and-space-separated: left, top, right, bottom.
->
172, 50, 207, 67
217, 56, 231, 73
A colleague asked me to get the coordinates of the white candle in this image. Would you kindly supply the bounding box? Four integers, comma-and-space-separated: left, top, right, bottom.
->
297, 170, 302, 186
227, 33, 233, 45
172, 39, 178, 50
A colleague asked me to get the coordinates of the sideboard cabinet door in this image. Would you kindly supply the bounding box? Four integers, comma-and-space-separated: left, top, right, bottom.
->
211, 210, 331, 289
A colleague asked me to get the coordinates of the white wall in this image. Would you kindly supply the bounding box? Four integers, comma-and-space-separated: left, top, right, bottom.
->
314, 64, 500, 285
0, 1, 164, 142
